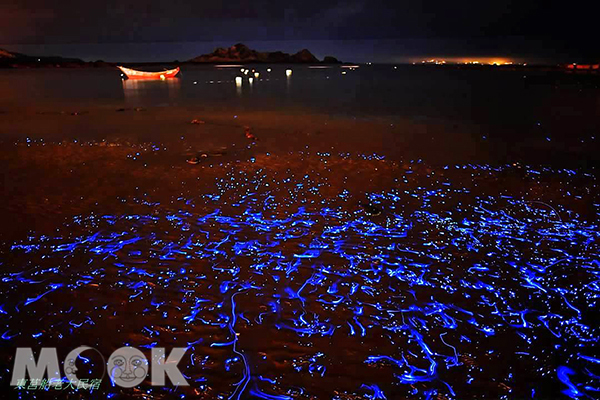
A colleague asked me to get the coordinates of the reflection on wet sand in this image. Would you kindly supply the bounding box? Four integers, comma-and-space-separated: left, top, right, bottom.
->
122, 78, 182, 106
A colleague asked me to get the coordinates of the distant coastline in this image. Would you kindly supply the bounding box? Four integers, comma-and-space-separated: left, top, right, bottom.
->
1, 47, 91, 68
0, 43, 343, 68
1, 45, 597, 72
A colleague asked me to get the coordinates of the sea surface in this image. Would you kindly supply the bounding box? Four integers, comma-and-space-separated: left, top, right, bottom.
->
0, 65, 598, 121
0, 65, 599, 399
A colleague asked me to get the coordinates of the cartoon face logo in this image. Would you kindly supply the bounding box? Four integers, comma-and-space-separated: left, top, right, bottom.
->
108, 347, 148, 388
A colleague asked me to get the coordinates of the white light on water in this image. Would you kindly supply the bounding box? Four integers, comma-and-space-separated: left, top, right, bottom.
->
235, 77, 242, 86
243, 70, 249, 75
254, 72, 260, 78
249, 77, 254, 84
286, 69, 292, 77
267, 68, 272, 72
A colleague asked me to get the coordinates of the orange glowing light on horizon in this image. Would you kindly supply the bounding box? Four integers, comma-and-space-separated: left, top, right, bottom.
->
458, 58, 513, 65
413, 57, 518, 66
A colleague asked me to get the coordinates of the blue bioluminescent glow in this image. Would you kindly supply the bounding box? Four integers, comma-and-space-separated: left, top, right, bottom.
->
0, 156, 598, 398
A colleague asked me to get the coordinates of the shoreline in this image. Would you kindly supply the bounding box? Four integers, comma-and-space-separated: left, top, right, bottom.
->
1, 105, 598, 165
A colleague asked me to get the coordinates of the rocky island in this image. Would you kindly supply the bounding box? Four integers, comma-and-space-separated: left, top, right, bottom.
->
189, 43, 341, 64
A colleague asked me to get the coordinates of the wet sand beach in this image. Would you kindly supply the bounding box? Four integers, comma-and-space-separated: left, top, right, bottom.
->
0, 67, 599, 399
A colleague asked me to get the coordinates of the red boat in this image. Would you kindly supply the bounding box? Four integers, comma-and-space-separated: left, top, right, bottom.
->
117, 66, 180, 80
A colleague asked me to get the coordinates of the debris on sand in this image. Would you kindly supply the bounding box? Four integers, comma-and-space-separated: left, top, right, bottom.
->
191, 119, 205, 125
116, 107, 146, 112
186, 147, 228, 165
98, 141, 122, 147
186, 156, 201, 165
198, 147, 227, 158
245, 126, 258, 141
360, 202, 382, 216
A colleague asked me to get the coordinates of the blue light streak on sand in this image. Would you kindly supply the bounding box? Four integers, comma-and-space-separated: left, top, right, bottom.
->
0, 160, 598, 398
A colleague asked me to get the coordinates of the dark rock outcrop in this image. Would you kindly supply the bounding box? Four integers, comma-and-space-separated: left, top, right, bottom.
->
190, 44, 261, 63
323, 56, 342, 64
190, 43, 324, 64
291, 49, 319, 63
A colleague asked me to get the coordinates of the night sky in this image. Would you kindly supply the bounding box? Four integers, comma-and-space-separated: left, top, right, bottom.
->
0, 1, 596, 63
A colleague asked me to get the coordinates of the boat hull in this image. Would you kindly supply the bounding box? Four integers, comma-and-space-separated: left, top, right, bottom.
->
117, 66, 180, 80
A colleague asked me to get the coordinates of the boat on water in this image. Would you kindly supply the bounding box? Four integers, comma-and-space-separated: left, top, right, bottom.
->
117, 66, 180, 80
565, 63, 599, 71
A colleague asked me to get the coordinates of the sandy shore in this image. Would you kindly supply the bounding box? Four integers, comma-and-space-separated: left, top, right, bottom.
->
0, 108, 477, 236
0, 106, 598, 398
1, 106, 597, 238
